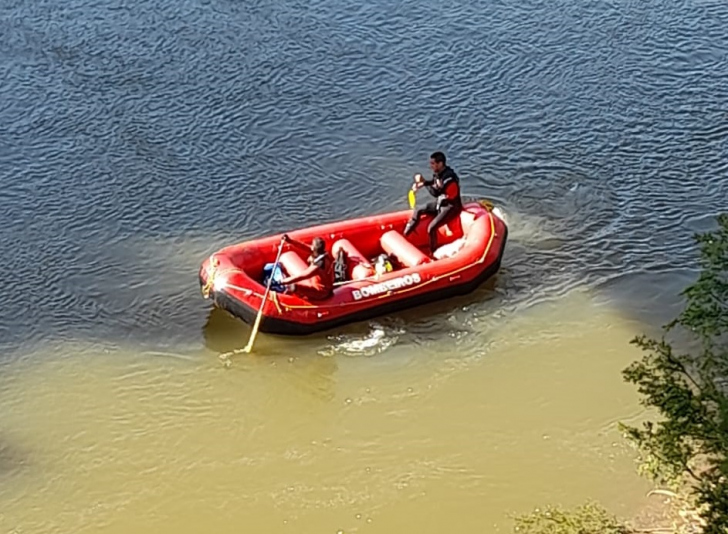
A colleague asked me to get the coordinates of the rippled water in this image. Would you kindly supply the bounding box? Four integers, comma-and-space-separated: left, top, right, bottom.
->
2, 0, 726, 354
1, 0, 727, 531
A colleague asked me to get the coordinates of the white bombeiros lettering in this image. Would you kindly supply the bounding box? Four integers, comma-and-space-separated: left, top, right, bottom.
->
352, 273, 422, 301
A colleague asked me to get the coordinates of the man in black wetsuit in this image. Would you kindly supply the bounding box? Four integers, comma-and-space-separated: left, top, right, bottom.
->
403, 151, 463, 253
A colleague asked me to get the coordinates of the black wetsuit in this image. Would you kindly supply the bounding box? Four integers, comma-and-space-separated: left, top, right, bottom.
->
404, 166, 463, 252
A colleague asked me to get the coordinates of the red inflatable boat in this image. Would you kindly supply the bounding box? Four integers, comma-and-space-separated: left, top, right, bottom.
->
198, 199, 508, 335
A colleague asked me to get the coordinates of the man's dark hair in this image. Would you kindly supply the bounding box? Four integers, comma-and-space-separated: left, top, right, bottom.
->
430, 151, 446, 164
312, 237, 326, 256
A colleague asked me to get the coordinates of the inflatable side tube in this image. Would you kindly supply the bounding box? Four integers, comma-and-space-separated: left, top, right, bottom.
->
380, 230, 430, 267
333, 238, 375, 280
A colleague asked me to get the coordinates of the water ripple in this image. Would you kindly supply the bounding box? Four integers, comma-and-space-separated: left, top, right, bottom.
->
0, 0, 726, 353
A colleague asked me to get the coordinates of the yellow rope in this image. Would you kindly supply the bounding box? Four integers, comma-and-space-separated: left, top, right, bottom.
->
200, 256, 219, 298
281, 208, 498, 310
206, 201, 500, 315
271, 290, 283, 314
200, 256, 248, 299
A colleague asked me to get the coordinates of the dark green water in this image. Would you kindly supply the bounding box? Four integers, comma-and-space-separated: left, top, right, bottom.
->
2, 0, 726, 357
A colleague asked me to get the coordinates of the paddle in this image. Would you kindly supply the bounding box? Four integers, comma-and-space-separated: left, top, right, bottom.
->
241, 235, 286, 353
408, 173, 424, 209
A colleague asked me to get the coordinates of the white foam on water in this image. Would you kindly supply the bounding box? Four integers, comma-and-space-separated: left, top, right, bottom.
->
318, 322, 406, 357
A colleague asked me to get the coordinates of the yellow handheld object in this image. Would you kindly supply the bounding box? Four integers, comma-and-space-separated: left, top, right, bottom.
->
408, 189, 416, 209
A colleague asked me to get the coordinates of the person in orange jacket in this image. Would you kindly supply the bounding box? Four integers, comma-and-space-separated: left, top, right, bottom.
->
279, 235, 335, 300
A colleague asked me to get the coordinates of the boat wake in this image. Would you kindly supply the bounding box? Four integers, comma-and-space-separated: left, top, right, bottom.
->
318, 321, 406, 357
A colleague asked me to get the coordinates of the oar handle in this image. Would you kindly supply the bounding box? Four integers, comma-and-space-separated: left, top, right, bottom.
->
242, 235, 286, 353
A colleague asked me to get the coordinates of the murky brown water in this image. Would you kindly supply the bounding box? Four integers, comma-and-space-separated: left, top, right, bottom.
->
1, 290, 658, 533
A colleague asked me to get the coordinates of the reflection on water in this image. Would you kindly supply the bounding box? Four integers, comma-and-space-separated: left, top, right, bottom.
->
0, 290, 655, 534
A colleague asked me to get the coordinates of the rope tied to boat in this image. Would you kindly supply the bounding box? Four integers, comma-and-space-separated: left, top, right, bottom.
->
271, 290, 283, 313
206, 200, 501, 312
200, 256, 220, 298
201, 256, 248, 298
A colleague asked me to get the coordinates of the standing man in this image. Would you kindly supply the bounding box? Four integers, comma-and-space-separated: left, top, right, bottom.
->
403, 151, 463, 253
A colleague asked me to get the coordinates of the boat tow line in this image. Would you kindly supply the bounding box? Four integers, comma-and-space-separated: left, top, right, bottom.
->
201, 256, 252, 299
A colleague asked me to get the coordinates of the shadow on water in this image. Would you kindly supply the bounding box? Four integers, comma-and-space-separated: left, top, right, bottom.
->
587, 213, 726, 348
0, 436, 27, 480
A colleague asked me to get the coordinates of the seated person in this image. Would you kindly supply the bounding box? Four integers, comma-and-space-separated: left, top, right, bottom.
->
403, 151, 463, 254
280, 235, 334, 301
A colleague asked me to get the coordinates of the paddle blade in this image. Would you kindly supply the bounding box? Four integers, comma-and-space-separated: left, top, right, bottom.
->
408, 189, 416, 209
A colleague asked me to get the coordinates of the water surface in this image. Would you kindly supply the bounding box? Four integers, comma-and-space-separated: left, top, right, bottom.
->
1, 0, 726, 531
